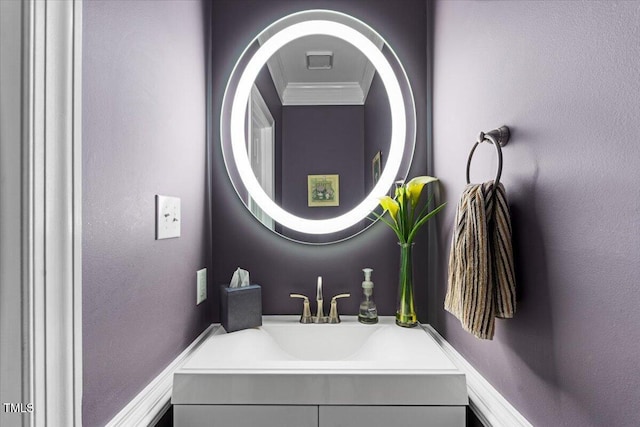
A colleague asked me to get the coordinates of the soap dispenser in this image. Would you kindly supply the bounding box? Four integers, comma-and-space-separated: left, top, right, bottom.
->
358, 268, 378, 324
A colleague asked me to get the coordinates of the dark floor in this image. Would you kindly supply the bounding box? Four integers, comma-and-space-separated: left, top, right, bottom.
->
154, 405, 484, 427
155, 406, 173, 427
466, 406, 484, 427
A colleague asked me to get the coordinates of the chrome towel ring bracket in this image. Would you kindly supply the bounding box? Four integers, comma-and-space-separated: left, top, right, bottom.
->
466, 126, 510, 186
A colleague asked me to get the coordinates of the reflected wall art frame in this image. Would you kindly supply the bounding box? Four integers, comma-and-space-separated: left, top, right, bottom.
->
308, 175, 340, 207
372, 151, 382, 185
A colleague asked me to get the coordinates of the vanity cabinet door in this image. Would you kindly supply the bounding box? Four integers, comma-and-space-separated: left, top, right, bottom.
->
174, 405, 318, 427
319, 405, 465, 427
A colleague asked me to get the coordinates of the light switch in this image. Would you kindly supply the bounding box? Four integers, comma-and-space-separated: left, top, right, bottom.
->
196, 268, 207, 305
156, 195, 181, 239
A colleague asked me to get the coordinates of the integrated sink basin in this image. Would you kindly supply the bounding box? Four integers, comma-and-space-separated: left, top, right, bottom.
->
172, 316, 468, 407
262, 321, 381, 361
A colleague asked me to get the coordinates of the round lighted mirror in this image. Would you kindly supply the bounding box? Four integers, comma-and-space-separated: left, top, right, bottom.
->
221, 10, 415, 244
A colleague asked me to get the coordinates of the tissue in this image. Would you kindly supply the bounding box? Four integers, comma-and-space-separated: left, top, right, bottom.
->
220, 267, 262, 333
229, 267, 250, 288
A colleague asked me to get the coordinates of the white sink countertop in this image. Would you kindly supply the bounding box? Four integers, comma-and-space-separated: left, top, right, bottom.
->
172, 316, 468, 406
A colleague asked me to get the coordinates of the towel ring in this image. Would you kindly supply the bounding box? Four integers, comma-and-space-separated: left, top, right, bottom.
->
466, 126, 510, 186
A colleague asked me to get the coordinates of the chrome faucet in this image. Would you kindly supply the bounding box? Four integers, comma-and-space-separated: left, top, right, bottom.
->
289, 293, 313, 323
314, 276, 325, 323
290, 276, 350, 324
328, 293, 351, 323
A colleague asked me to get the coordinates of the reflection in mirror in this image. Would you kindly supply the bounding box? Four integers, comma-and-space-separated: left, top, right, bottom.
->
247, 85, 275, 230
248, 35, 392, 241
222, 10, 415, 244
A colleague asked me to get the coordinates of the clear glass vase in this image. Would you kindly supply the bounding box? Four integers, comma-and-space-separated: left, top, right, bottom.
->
396, 242, 417, 327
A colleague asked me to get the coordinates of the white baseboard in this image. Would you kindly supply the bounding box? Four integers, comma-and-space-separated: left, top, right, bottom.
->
422, 325, 532, 427
106, 324, 218, 427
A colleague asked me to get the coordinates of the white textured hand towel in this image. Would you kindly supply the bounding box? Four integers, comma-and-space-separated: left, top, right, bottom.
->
445, 181, 516, 340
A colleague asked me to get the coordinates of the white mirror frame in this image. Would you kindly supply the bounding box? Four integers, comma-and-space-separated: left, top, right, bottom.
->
221, 10, 415, 239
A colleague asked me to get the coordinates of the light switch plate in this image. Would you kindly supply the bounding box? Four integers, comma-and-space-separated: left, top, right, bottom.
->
156, 195, 181, 239
196, 268, 207, 305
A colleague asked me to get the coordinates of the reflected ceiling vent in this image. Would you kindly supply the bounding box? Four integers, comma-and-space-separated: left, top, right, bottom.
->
306, 51, 333, 70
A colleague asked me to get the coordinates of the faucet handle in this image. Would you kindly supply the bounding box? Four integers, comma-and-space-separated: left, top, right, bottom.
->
328, 293, 351, 324
290, 294, 313, 324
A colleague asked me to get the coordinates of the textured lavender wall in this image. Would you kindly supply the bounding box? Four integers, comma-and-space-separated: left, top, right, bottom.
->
431, 1, 640, 426
211, 0, 427, 318
364, 72, 391, 195
281, 105, 365, 218
82, 1, 211, 426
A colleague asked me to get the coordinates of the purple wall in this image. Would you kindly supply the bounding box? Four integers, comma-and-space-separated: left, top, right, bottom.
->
252, 76, 369, 242
281, 105, 365, 218
431, 1, 640, 426
364, 72, 391, 195
82, 1, 211, 426
281, 105, 366, 243
211, 0, 427, 318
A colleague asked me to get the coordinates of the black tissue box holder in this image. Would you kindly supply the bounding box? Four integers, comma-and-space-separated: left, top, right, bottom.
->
220, 284, 262, 333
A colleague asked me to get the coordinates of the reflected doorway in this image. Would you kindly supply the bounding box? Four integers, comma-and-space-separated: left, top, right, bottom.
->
248, 85, 275, 230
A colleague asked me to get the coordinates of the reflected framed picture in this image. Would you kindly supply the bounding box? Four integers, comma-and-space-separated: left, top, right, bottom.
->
372, 151, 382, 185
308, 174, 339, 207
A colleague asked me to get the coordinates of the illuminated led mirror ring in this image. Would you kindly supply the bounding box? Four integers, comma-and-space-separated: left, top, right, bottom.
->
221, 10, 415, 237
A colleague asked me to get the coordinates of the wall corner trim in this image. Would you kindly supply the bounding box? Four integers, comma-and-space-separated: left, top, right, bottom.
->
105, 325, 218, 427
421, 325, 533, 427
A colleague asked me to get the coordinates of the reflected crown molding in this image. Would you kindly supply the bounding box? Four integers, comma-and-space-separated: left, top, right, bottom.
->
260, 26, 383, 106
283, 82, 365, 105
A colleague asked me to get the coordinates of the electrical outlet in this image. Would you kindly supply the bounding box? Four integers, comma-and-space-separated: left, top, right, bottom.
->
196, 268, 207, 305
156, 195, 181, 239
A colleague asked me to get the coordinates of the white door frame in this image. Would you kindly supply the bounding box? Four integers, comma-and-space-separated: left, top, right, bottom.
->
248, 85, 275, 230
0, 1, 83, 426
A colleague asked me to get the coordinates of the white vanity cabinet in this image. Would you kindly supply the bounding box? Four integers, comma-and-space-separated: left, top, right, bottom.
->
171, 317, 468, 427
319, 406, 465, 427
174, 404, 465, 427
173, 405, 318, 427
